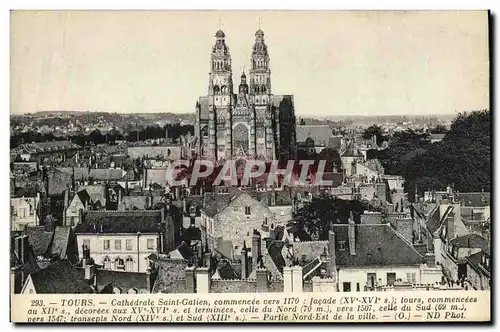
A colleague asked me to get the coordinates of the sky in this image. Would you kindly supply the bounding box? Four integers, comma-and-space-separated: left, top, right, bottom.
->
10, 10, 490, 116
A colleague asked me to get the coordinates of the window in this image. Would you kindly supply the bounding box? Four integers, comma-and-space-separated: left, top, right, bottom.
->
367, 273, 377, 288
115, 257, 125, 270
147, 239, 155, 250
245, 206, 251, 215
103, 256, 111, 269
83, 239, 90, 249
125, 257, 134, 272
387, 273, 396, 286
356, 283, 360, 292
126, 239, 132, 251
343, 282, 351, 292
103, 240, 110, 250
338, 241, 346, 251
115, 240, 121, 250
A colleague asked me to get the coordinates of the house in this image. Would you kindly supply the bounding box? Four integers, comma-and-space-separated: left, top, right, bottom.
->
13, 141, 82, 163
74, 210, 175, 273
331, 218, 431, 292
201, 190, 282, 260
340, 141, 364, 176
25, 221, 79, 263
10, 194, 41, 231
465, 249, 490, 290
441, 233, 489, 283
21, 260, 94, 294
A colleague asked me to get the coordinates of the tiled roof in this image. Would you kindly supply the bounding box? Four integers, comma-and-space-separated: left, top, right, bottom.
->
94, 269, 150, 292
341, 142, 363, 157
90, 168, 126, 181
332, 224, 425, 267
51, 226, 71, 259
48, 169, 72, 196
29, 261, 94, 294
78, 185, 107, 207
426, 205, 443, 234
75, 210, 163, 234
26, 227, 54, 257
201, 193, 233, 218
151, 258, 189, 293
328, 136, 343, 150
450, 234, 489, 252
466, 250, 490, 276
296, 125, 332, 145
56, 167, 90, 181
172, 242, 195, 260
17, 141, 82, 154
292, 241, 328, 264
122, 196, 149, 210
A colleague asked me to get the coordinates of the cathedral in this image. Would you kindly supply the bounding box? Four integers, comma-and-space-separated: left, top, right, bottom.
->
194, 29, 297, 162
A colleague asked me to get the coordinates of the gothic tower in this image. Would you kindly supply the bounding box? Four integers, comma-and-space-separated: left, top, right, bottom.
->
208, 29, 233, 159
249, 29, 273, 158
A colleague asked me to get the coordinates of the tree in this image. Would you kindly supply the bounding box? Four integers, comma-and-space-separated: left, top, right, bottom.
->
429, 124, 448, 134
362, 125, 388, 146
291, 193, 368, 240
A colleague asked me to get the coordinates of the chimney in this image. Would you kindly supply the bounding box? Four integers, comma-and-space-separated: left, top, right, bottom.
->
328, 229, 336, 279
84, 264, 94, 281
256, 263, 268, 292
269, 223, 276, 240
348, 212, 356, 255
118, 188, 122, 203
182, 198, 187, 214
78, 208, 84, 225
425, 252, 436, 268
251, 230, 262, 269
16, 235, 30, 264
145, 268, 152, 292
45, 216, 54, 233
160, 208, 165, 223
240, 242, 249, 279
291, 264, 303, 293
184, 265, 196, 293
63, 189, 69, 226
204, 249, 212, 271
196, 267, 210, 293
283, 266, 293, 292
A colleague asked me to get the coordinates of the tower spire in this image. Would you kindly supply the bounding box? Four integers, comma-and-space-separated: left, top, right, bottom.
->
258, 17, 261, 30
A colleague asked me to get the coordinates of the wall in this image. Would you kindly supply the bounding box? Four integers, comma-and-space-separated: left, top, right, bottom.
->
338, 266, 421, 292
11, 197, 40, 231
76, 233, 159, 273
312, 277, 336, 293
212, 193, 274, 258
210, 280, 257, 293
127, 146, 182, 160
420, 266, 443, 284
21, 276, 37, 294
466, 265, 489, 290
66, 196, 85, 226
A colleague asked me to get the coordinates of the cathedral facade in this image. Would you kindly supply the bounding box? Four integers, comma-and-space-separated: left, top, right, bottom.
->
194, 29, 296, 162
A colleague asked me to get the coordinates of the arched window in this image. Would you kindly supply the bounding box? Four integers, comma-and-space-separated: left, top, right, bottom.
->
261, 85, 267, 93
213, 85, 220, 95
115, 257, 125, 270
103, 256, 111, 270
221, 85, 227, 94
125, 256, 134, 272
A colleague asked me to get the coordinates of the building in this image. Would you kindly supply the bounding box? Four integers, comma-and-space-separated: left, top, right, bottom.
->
194, 29, 296, 161
10, 194, 41, 231
21, 260, 94, 294
200, 190, 284, 260
74, 210, 175, 273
